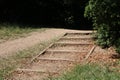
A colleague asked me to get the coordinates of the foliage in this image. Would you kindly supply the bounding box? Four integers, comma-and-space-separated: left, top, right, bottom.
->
50, 64, 120, 80
84, 0, 120, 53
0, 0, 92, 29
115, 38, 120, 53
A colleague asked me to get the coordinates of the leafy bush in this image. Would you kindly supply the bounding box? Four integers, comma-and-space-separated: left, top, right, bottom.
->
115, 38, 120, 53
96, 24, 111, 48
84, 0, 120, 53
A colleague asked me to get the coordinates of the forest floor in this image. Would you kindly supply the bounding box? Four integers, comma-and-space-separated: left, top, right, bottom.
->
0, 28, 120, 80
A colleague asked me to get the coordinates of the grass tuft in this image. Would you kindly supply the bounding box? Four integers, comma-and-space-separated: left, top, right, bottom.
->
50, 64, 120, 80
0, 23, 46, 42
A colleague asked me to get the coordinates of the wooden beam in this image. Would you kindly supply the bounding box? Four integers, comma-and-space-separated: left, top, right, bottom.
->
60, 37, 92, 40
30, 32, 93, 63
46, 50, 88, 53
38, 57, 75, 62
84, 45, 96, 60
55, 42, 93, 45
30, 43, 54, 63
16, 68, 58, 74
30, 33, 67, 63
66, 32, 93, 35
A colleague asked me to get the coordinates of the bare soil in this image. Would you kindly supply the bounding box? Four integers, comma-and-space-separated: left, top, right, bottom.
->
0, 29, 68, 58
7, 71, 49, 80
6, 31, 94, 80
6, 30, 120, 80
23, 60, 74, 72
87, 46, 119, 63
8, 41, 120, 80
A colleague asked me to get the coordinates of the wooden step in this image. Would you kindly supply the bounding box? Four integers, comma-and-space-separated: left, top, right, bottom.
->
55, 42, 93, 45
61, 37, 92, 40
46, 50, 88, 53
24, 59, 74, 74
66, 32, 93, 35
16, 68, 58, 74
38, 57, 75, 62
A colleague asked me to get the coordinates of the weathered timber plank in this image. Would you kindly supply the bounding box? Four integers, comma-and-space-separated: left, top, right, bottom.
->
55, 42, 93, 45
46, 50, 88, 53
38, 57, 75, 62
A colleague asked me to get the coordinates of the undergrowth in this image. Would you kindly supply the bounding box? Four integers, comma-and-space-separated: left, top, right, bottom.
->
0, 23, 45, 42
50, 64, 120, 80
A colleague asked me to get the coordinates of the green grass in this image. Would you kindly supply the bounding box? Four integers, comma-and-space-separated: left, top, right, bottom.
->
0, 23, 46, 42
50, 64, 120, 80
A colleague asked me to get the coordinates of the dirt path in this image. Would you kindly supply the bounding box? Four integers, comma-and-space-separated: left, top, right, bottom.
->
0, 29, 69, 58
5, 30, 120, 80
6, 31, 95, 80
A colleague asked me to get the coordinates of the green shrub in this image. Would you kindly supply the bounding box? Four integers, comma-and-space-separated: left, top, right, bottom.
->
84, 0, 120, 53
115, 38, 120, 53
96, 24, 111, 48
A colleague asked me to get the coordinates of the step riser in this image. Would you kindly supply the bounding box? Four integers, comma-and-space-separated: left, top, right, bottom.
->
65, 33, 93, 35
60, 37, 93, 40
46, 50, 88, 53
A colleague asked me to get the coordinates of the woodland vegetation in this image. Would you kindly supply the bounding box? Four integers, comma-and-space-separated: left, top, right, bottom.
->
0, 0, 120, 53
85, 0, 120, 53
0, 0, 92, 29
